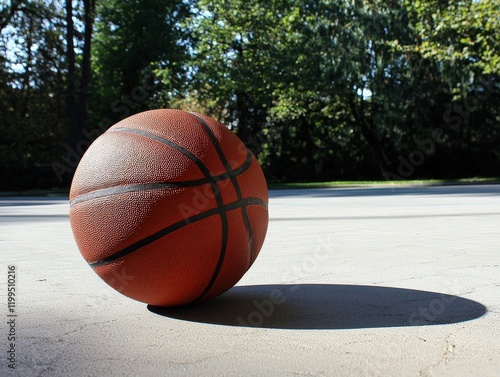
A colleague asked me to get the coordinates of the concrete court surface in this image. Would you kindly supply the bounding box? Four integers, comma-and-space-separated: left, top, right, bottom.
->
0, 184, 499, 376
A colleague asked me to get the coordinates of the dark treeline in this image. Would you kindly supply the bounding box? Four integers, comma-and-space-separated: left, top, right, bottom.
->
1, 0, 499, 190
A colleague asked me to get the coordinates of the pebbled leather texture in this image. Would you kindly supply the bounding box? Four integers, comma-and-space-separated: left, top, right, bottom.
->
69, 109, 269, 307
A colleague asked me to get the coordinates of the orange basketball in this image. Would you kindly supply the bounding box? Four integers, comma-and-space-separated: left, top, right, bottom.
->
69, 109, 268, 306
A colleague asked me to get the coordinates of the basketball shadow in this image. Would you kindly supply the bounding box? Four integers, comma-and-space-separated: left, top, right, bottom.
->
147, 284, 487, 329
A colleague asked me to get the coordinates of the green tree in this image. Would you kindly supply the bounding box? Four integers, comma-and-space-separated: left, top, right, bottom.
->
402, 0, 500, 178
90, 0, 190, 128
1, 0, 499, 189
186, 0, 500, 181
187, 0, 417, 180
0, 0, 67, 189
64, 0, 96, 183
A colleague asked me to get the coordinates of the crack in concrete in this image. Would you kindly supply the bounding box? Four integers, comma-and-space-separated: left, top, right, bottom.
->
419, 327, 465, 376
168, 350, 233, 367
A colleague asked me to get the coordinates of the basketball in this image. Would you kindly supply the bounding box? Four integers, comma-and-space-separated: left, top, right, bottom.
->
69, 109, 269, 307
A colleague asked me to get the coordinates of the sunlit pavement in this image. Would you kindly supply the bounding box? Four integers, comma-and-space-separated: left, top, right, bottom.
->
1, 185, 499, 376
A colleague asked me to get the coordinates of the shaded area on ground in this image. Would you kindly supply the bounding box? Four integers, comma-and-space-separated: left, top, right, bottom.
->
148, 284, 487, 330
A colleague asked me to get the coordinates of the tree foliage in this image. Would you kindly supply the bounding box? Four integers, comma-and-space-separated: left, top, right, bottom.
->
0, 0, 67, 188
90, 0, 190, 126
182, 0, 500, 181
0, 0, 499, 189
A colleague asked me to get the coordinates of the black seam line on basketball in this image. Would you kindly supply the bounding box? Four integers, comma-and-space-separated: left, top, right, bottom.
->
186, 115, 234, 302
110, 126, 230, 296
87, 197, 267, 268
112, 127, 230, 293
190, 114, 255, 289
69, 151, 253, 207
70, 183, 183, 207
110, 127, 251, 180
190, 114, 256, 276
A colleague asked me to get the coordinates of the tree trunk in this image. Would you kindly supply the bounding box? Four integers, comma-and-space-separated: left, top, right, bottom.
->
65, 0, 78, 180
348, 95, 390, 178
235, 91, 251, 144
65, 0, 95, 183
76, 0, 95, 144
